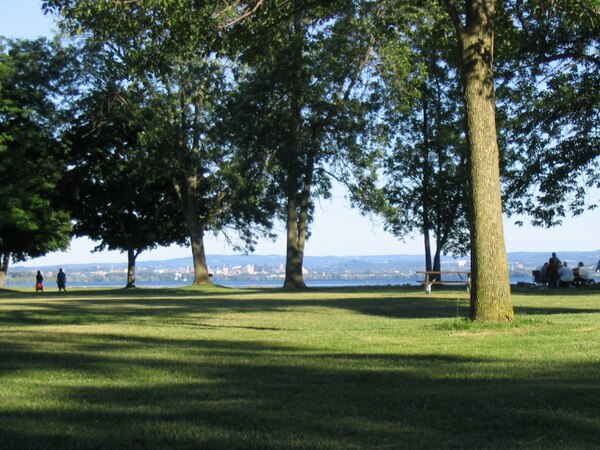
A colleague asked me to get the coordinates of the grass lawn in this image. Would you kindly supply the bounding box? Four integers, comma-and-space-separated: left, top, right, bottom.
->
1, 284, 600, 449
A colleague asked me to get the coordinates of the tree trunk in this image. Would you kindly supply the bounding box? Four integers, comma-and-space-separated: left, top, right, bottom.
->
125, 248, 137, 288
421, 85, 434, 275
175, 176, 212, 286
284, 195, 307, 289
448, 0, 514, 321
184, 200, 212, 286
433, 247, 442, 274
423, 224, 433, 272
188, 218, 211, 285
283, 4, 308, 290
0, 253, 9, 288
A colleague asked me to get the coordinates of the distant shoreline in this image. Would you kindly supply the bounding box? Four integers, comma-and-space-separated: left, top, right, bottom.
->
14, 250, 600, 270
10, 274, 597, 290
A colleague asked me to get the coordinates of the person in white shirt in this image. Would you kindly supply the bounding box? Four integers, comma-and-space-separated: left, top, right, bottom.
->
576, 262, 590, 280
558, 262, 575, 288
573, 262, 591, 287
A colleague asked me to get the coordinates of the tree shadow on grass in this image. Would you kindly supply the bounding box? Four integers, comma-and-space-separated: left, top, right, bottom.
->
2, 284, 599, 328
0, 333, 599, 449
0, 295, 471, 328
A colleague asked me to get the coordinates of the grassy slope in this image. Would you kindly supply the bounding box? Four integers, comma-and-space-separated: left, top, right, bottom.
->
1, 285, 599, 449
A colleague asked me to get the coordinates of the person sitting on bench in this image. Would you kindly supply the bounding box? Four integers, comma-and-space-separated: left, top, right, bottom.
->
558, 262, 575, 288
573, 262, 592, 286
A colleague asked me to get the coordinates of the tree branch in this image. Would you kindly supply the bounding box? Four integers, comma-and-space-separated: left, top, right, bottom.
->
440, 0, 465, 40
219, 0, 268, 29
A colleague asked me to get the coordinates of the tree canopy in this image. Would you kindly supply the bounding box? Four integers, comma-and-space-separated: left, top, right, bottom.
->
63, 81, 188, 288
350, 2, 470, 277
497, 0, 600, 226
1, 0, 589, 322
45, 0, 278, 285
0, 38, 74, 285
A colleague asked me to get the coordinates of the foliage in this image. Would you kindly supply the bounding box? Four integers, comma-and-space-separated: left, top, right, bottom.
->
37, 0, 598, 310
63, 82, 188, 274
497, 0, 600, 226
0, 38, 73, 273
45, 0, 279, 284
224, 0, 382, 287
351, 2, 471, 268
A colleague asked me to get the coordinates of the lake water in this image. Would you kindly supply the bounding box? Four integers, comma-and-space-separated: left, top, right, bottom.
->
6, 274, 535, 289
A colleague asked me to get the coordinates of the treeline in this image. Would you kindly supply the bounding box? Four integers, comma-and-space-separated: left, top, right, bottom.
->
1, 1, 598, 321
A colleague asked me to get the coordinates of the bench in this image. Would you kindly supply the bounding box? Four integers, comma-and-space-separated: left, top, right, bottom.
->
417, 271, 471, 294
573, 276, 595, 287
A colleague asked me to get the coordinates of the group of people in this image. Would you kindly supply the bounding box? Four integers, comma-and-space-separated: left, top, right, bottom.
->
538, 252, 597, 289
34, 268, 67, 292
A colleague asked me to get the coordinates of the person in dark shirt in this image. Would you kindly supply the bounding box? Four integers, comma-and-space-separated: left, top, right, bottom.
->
35, 270, 44, 292
56, 268, 67, 292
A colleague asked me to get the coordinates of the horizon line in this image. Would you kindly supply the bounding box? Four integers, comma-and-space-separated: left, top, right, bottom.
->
14, 249, 600, 269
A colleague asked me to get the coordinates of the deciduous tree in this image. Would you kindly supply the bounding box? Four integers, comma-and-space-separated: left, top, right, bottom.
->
0, 38, 73, 286
64, 84, 187, 288
45, 0, 275, 286
497, 0, 600, 226
352, 3, 470, 280
437, 0, 514, 321
225, 0, 380, 288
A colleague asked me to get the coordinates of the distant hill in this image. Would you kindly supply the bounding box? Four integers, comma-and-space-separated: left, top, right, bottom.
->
12, 251, 600, 273
7, 251, 598, 286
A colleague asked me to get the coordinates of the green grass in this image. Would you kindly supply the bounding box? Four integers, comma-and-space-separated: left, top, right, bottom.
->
1, 285, 600, 449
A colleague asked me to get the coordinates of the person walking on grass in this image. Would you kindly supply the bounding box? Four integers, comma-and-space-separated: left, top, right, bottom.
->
56, 268, 67, 292
35, 270, 44, 292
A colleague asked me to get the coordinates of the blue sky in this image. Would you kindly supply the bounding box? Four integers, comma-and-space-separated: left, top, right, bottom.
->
2, 0, 598, 266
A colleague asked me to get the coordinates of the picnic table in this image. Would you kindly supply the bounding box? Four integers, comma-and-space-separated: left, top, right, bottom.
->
416, 270, 471, 294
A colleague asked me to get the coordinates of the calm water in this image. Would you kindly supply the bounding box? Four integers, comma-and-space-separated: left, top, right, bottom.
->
6, 274, 535, 289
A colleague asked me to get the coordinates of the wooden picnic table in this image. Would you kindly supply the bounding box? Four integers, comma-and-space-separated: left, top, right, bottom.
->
416, 270, 471, 294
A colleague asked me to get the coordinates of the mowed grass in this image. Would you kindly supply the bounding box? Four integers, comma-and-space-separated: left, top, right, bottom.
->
1, 285, 600, 449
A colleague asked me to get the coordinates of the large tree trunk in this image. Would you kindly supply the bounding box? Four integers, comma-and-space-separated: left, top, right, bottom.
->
284, 195, 307, 289
0, 253, 9, 288
433, 247, 442, 274
188, 219, 211, 285
172, 91, 212, 287
446, 0, 514, 321
421, 86, 434, 276
423, 224, 433, 272
175, 176, 212, 286
184, 195, 212, 286
125, 248, 137, 288
283, 4, 308, 289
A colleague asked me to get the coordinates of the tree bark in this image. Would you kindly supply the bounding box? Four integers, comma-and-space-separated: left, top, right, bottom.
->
421, 86, 434, 275
188, 219, 211, 285
444, 0, 514, 321
433, 247, 442, 274
126, 248, 137, 288
283, 4, 308, 289
284, 195, 307, 289
175, 175, 212, 286
0, 253, 9, 288
171, 90, 212, 287
183, 185, 212, 286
